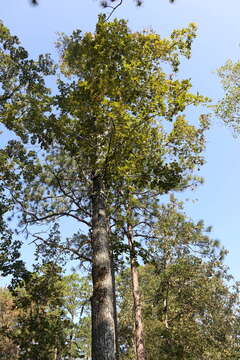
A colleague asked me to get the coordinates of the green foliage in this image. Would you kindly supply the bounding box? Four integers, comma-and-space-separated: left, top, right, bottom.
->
142, 264, 240, 360
1, 17, 208, 234
0, 20, 54, 144
117, 201, 240, 360
216, 59, 240, 133
7, 264, 91, 360
0, 288, 19, 360
53, 17, 206, 190
1, 16, 207, 175
11, 263, 70, 360
62, 273, 92, 359
0, 20, 209, 306
0, 203, 26, 283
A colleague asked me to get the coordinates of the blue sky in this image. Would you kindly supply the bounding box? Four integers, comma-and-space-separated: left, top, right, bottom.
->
1, 0, 240, 281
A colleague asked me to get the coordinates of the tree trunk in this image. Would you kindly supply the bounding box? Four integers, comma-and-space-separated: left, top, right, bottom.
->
111, 251, 120, 360
91, 174, 116, 360
127, 223, 146, 360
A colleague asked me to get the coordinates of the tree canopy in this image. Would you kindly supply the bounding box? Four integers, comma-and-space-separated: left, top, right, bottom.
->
216, 59, 240, 133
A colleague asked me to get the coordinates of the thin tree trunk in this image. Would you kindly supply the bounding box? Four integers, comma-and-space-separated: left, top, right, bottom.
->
127, 223, 146, 360
91, 174, 116, 360
111, 251, 120, 360
163, 287, 169, 329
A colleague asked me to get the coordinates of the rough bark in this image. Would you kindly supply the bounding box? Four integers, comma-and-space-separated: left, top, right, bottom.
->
127, 223, 146, 360
91, 175, 116, 360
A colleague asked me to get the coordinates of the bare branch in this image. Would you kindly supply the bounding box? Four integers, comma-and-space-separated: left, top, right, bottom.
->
51, 169, 91, 217
105, 0, 123, 21
32, 233, 92, 263
7, 187, 91, 227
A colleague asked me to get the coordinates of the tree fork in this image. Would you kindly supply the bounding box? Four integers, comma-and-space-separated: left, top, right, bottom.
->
91, 174, 116, 360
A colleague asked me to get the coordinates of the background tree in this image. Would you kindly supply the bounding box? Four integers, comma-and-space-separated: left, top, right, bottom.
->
7, 263, 92, 360
0, 20, 54, 138
0, 205, 26, 284
216, 59, 240, 133
119, 264, 240, 360
0, 268, 93, 360
117, 200, 240, 359
0, 288, 19, 360
62, 273, 92, 359
10, 263, 71, 360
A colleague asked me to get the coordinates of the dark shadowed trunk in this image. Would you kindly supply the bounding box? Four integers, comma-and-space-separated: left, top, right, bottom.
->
91, 174, 116, 360
127, 223, 146, 360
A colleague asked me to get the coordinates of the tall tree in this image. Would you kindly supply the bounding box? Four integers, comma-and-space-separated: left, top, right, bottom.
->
1, 18, 207, 360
